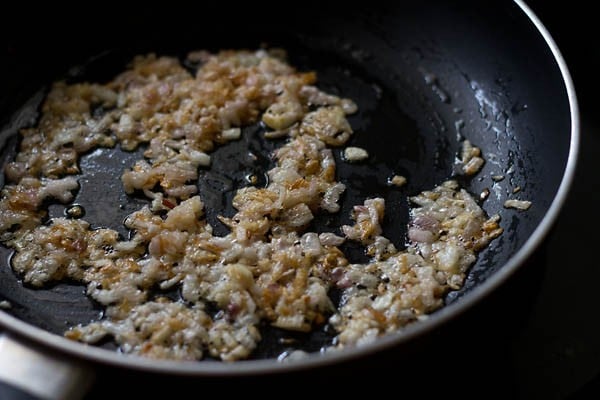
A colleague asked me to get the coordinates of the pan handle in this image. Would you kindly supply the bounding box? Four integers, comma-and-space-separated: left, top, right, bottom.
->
0, 333, 94, 400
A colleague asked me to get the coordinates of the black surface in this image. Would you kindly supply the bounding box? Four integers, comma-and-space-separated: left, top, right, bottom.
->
0, 1, 595, 399
0, 383, 39, 400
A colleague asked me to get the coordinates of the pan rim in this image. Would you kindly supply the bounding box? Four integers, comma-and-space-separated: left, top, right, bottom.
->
0, 0, 580, 375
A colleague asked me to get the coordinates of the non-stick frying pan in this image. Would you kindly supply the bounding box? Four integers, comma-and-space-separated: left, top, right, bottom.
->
0, 1, 578, 398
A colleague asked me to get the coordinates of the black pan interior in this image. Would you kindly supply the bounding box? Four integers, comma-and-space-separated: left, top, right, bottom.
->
0, 1, 571, 360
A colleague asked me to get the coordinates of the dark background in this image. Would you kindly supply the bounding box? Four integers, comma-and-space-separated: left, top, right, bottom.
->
515, 2, 600, 397
85, 2, 600, 399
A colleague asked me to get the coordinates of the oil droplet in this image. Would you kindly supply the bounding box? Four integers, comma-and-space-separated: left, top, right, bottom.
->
246, 174, 258, 185
511, 103, 528, 115
423, 72, 436, 85
432, 85, 450, 103
421, 70, 451, 103
65, 204, 85, 219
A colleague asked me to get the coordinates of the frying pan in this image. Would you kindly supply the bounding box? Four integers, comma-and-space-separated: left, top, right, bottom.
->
0, 1, 578, 398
